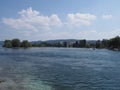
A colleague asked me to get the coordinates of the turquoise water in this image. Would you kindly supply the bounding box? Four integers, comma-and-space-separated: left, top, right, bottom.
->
0, 47, 120, 90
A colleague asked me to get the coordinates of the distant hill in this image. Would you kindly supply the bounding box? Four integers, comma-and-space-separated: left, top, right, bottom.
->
30, 39, 97, 45
87, 40, 97, 44
30, 41, 42, 45
45, 39, 78, 45
30, 39, 78, 45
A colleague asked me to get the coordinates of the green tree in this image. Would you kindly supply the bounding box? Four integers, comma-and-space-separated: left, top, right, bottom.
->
3, 40, 12, 48
12, 39, 21, 47
101, 39, 109, 48
79, 39, 86, 47
95, 40, 101, 48
109, 36, 120, 49
21, 40, 31, 48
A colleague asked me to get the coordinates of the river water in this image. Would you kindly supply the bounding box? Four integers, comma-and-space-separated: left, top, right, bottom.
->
0, 47, 120, 90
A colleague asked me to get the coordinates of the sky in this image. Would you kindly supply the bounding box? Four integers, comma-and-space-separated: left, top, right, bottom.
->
0, 0, 120, 41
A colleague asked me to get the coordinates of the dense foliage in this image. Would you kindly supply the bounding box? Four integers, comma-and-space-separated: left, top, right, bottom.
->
3, 39, 31, 48
3, 40, 12, 48
21, 40, 32, 48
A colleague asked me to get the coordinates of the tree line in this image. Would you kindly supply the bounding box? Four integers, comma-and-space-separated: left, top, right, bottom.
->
32, 36, 120, 50
3, 39, 32, 48
71, 36, 120, 50
3, 36, 120, 50
96, 36, 120, 50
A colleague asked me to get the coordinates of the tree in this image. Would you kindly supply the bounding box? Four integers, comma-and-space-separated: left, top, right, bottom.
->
95, 40, 101, 48
101, 39, 109, 48
3, 40, 12, 48
79, 39, 86, 47
12, 39, 21, 47
21, 40, 31, 48
109, 36, 120, 49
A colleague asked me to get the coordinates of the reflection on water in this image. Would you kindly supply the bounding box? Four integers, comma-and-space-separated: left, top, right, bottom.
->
0, 48, 120, 90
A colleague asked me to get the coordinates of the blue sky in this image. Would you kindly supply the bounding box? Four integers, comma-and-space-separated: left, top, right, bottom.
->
0, 0, 120, 41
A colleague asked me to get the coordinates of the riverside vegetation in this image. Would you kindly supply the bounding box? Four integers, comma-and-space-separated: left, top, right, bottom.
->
3, 36, 120, 50
3, 39, 32, 48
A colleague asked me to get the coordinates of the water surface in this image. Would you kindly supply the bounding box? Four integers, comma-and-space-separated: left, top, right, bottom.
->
0, 47, 120, 90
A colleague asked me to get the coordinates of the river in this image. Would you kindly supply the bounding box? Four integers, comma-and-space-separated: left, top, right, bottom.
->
0, 47, 120, 90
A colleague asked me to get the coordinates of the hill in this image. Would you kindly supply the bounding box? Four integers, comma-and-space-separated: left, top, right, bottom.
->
30, 39, 96, 46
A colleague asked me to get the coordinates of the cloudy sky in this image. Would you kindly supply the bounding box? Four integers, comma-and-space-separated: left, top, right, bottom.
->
0, 0, 120, 41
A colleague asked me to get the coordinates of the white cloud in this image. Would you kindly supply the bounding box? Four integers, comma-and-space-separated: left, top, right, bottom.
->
66, 13, 97, 27
102, 14, 113, 20
2, 7, 98, 40
3, 7, 62, 32
50, 14, 62, 27
3, 7, 97, 32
